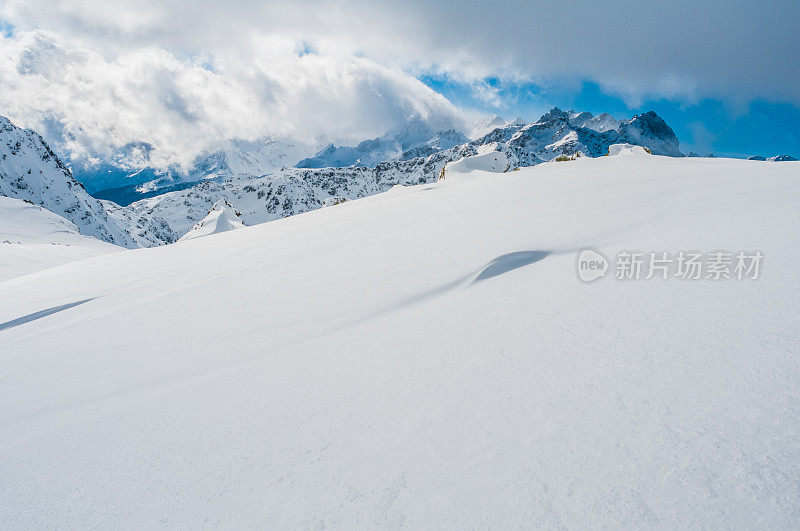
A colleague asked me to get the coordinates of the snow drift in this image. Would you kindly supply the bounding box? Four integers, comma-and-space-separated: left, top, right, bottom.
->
442, 149, 510, 179
607, 143, 651, 157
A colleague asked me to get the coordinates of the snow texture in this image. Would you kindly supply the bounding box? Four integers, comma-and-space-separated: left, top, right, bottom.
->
177, 199, 245, 242
0, 196, 120, 281
1, 153, 799, 527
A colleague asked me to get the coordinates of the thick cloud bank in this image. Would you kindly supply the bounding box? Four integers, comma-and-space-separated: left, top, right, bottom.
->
1, 0, 797, 168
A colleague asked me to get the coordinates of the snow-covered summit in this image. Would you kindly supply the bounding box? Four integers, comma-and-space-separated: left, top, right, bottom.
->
0, 116, 136, 247
476, 107, 681, 165
467, 114, 508, 139
178, 199, 246, 242
568, 111, 621, 132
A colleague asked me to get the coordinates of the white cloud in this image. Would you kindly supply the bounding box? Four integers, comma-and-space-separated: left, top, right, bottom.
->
0, 27, 466, 169
1, 0, 797, 168
470, 82, 503, 108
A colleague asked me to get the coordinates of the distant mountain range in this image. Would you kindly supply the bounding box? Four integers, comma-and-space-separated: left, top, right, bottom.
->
2, 108, 795, 249
296, 118, 469, 169
96, 107, 688, 246
84, 137, 318, 206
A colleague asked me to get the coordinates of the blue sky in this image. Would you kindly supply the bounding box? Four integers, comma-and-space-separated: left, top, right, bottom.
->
1, 0, 798, 166
422, 75, 799, 158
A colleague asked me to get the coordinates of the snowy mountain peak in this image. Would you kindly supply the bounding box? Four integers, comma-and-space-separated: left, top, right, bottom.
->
568, 111, 621, 132
767, 154, 798, 162
297, 119, 468, 169
538, 107, 572, 124
111, 107, 686, 247
467, 114, 507, 139
0, 116, 136, 247
178, 199, 246, 242
618, 111, 681, 157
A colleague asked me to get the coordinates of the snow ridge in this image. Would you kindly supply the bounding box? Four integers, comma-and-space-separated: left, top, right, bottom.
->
178, 199, 246, 242
0, 117, 136, 247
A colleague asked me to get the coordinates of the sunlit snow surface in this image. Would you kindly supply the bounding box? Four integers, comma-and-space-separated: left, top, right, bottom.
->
177, 200, 246, 242
1, 152, 799, 527
0, 197, 120, 281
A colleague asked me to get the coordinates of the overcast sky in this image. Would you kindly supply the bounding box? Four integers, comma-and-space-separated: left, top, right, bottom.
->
1, 0, 798, 167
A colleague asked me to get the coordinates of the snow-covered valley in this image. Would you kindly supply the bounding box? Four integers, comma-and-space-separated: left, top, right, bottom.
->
2, 150, 799, 527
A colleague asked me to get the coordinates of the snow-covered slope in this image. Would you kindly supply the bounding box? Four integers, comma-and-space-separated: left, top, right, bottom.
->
0, 196, 121, 281
2, 153, 799, 527
177, 199, 245, 242
0, 117, 136, 247
112, 108, 682, 247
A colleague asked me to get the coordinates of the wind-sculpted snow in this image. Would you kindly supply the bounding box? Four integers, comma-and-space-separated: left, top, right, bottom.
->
178, 199, 246, 242
0, 117, 136, 247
